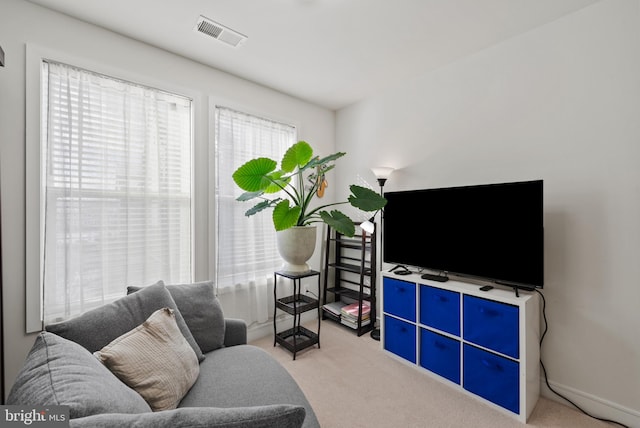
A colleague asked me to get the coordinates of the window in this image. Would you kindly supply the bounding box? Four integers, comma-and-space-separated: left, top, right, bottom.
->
214, 107, 296, 325
39, 61, 193, 324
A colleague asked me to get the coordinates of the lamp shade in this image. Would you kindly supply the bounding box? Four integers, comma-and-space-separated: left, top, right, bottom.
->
371, 167, 394, 180
360, 220, 375, 234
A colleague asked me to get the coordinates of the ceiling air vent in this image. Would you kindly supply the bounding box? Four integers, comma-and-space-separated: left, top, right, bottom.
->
195, 16, 247, 48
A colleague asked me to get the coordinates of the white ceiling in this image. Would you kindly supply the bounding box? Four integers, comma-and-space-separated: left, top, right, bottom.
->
25, 0, 600, 110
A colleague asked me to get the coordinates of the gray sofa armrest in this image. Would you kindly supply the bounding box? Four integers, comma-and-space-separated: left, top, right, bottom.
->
69, 405, 305, 428
224, 318, 247, 346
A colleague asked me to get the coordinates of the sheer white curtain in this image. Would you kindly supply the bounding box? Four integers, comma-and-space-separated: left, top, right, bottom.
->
215, 107, 296, 326
42, 61, 193, 324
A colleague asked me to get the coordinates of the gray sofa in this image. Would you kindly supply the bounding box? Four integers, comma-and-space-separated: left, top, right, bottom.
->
7, 281, 320, 428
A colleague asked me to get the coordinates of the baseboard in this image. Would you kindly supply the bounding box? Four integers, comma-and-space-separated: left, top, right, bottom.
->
540, 378, 640, 427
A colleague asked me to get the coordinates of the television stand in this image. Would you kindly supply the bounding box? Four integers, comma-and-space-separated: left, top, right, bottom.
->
420, 273, 449, 282
380, 273, 540, 422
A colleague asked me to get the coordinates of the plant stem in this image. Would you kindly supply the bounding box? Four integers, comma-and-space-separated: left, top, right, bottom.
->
305, 200, 350, 218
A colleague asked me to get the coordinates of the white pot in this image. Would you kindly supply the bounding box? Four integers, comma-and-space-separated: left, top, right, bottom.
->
276, 226, 317, 273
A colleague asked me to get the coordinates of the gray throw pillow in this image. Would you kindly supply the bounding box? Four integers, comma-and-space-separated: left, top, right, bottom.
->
69, 405, 306, 428
46, 281, 205, 362
128, 280, 225, 353
7, 332, 151, 419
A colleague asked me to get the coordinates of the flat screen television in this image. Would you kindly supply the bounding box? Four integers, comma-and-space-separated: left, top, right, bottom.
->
383, 180, 543, 289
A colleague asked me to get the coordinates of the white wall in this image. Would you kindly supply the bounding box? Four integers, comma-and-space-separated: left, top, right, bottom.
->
336, 0, 640, 425
0, 0, 334, 396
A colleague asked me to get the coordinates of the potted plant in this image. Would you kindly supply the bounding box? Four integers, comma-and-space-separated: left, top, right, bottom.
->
232, 140, 387, 272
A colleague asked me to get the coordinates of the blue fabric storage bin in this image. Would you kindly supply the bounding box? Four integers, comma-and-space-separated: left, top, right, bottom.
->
463, 295, 519, 358
463, 344, 519, 414
384, 315, 416, 363
383, 278, 416, 321
420, 285, 460, 335
420, 328, 460, 384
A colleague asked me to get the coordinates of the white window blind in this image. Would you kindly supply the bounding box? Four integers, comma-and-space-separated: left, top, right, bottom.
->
215, 107, 295, 292
41, 61, 193, 324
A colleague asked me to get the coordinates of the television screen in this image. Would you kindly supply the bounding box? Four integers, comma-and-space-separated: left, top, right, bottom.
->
383, 180, 543, 288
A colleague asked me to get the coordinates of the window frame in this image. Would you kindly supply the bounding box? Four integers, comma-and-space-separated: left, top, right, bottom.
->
25, 44, 199, 332
209, 104, 300, 292
206, 97, 301, 290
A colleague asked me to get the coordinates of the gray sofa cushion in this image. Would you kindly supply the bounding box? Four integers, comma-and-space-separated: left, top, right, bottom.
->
69, 405, 306, 428
7, 332, 151, 418
223, 318, 247, 347
128, 280, 225, 353
46, 281, 205, 362
180, 345, 320, 428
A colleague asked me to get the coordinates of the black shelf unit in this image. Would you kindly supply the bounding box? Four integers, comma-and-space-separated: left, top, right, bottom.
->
322, 223, 377, 336
273, 270, 321, 360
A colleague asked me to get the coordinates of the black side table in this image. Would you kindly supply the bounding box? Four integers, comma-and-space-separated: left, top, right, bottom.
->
273, 270, 321, 360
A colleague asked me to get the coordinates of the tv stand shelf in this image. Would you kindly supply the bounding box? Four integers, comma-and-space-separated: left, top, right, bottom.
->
381, 271, 540, 423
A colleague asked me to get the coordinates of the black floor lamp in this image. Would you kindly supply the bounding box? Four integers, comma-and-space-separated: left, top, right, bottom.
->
367, 167, 394, 341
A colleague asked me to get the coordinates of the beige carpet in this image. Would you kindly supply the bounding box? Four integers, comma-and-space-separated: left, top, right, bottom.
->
251, 320, 611, 428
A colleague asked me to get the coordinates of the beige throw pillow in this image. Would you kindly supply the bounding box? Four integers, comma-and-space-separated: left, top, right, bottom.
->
94, 307, 200, 411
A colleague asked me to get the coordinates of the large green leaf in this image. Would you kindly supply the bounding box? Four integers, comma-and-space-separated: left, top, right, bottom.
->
244, 199, 281, 217
319, 210, 356, 237
273, 200, 302, 231
348, 185, 387, 211
281, 141, 313, 173
264, 170, 290, 194
236, 191, 263, 202
305, 152, 345, 171
232, 158, 278, 192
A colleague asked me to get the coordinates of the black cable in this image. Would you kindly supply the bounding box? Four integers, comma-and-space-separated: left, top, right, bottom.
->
535, 289, 629, 428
